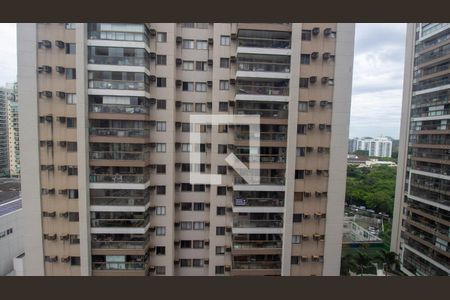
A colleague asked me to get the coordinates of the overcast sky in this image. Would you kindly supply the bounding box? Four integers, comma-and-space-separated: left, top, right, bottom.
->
0, 23, 406, 139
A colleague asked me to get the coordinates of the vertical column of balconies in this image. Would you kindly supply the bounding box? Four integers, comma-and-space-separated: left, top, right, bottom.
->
86, 23, 153, 276
400, 24, 450, 276
35, 23, 81, 275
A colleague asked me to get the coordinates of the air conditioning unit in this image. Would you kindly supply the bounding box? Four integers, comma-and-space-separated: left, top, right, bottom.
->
207, 59, 213, 66
149, 75, 156, 82
47, 141, 54, 147
57, 91, 66, 99
315, 191, 322, 197
311, 52, 319, 59
304, 192, 311, 197
59, 189, 68, 195
45, 115, 53, 122
176, 36, 182, 44
149, 29, 156, 36
320, 100, 328, 107
55, 40, 65, 48
43, 65, 52, 73
312, 27, 320, 35
47, 165, 54, 171
150, 52, 156, 59
208, 38, 214, 45
306, 147, 313, 152
207, 81, 213, 87
305, 170, 312, 175
44, 234, 57, 241
175, 122, 181, 127
57, 116, 66, 123
42, 40, 52, 48
60, 234, 70, 241
59, 212, 69, 218
307, 123, 315, 130
322, 52, 331, 60
317, 147, 324, 153
316, 170, 323, 175
44, 256, 58, 263
61, 256, 71, 263
149, 120, 156, 126
37, 66, 44, 73
230, 56, 236, 63
225, 226, 232, 232
176, 58, 182, 65
324, 28, 332, 36
59, 141, 66, 147
319, 124, 326, 130
224, 265, 231, 271
204, 240, 210, 246
43, 211, 56, 218
56, 66, 65, 74
176, 80, 182, 87
41, 90, 52, 98
225, 246, 232, 252
230, 33, 237, 40
230, 79, 236, 85
309, 76, 317, 83
175, 101, 182, 107
321, 76, 329, 84
204, 259, 209, 265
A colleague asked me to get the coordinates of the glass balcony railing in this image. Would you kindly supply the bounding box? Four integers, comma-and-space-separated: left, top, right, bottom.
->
90, 151, 150, 161
235, 132, 287, 141
235, 108, 288, 119
238, 37, 290, 49
90, 216, 149, 228
90, 174, 150, 184
234, 176, 285, 185
236, 85, 289, 96
88, 79, 148, 91
88, 30, 149, 45
237, 62, 290, 73
234, 154, 287, 164
233, 198, 284, 207
88, 55, 149, 67
92, 261, 148, 271
90, 104, 149, 114
91, 239, 149, 250
90, 196, 149, 206
233, 219, 283, 228
232, 261, 281, 269
89, 128, 150, 138
232, 240, 282, 249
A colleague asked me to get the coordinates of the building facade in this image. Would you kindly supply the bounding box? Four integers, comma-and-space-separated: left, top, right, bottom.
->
0, 86, 12, 176
18, 23, 354, 276
7, 83, 20, 177
391, 23, 450, 276
348, 136, 392, 158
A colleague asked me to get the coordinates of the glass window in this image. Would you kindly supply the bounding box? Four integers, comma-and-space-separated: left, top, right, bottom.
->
156, 226, 166, 236
157, 77, 166, 87
220, 35, 230, 46
155, 266, 166, 275
301, 30, 312, 41
157, 99, 166, 110
195, 82, 207, 92
219, 102, 229, 112
292, 235, 301, 244
157, 32, 167, 43
216, 226, 225, 235
296, 147, 306, 157
220, 58, 230, 68
156, 121, 166, 132
156, 143, 166, 153
182, 102, 193, 112
156, 185, 166, 195
65, 23, 76, 30
193, 240, 204, 249
182, 39, 195, 49
196, 40, 208, 50
193, 222, 205, 230
182, 82, 194, 91
66, 68, 76, 80
300, 54, 310, 64
196, 61, 208, 71
216, 246, 225, 255
156, 55, 167, 65
181, 222, 193, 230
65, 43, 76, 54
66, 93, 77, 105
216, 207, 226, 216
299, 78, 309, 88
298, 101, 308, 112
183, 61, 194, 70
156, 206, 166, 215
219, 80, 229, 90
195, 103, 206, 112
217, 186, 226, 195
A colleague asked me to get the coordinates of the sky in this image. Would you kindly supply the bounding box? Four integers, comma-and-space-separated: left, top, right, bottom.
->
0, 23, 407, 139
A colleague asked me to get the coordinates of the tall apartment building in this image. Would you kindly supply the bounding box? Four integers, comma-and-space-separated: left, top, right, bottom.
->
391, 23, 450, 276
0, 86, 13, 176
18, 23, 354, 276
348, 136, 392, 157
7, 83, 20, 177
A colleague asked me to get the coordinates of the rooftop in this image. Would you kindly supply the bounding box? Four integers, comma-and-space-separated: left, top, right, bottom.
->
0, 178, 22, 216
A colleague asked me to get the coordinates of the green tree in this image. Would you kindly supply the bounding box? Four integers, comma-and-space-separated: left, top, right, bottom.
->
353, 251, 374, 275
375, 249, 399, 275
340, 253, 357, 276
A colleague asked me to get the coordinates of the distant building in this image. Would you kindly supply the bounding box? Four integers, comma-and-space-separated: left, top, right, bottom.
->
0, 83, 19, 177
348, 136, 392, 158
0, 87, 11, 176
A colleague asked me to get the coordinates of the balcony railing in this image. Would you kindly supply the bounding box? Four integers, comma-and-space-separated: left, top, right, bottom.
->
88, 30, 149, 45
413, 76, 450, 92
91, 239, 149, 250
235, 132, 287, 141
236, 85, 289, 96
237, 62, 290, 73
91, 217, 149, 228
88, 55, 149, 67
233, 219, 284, 228
90, 151, 150, 161
234, 176, 285, 185
238, 37, 290, 49
90, 104, 149, 114
234, 197, 284, 207
89, 79, 148, 91
233, 240, 282, 249
89, 128, 150, 138
92, 261, 147, 270
90, 196, 149, 206
90, 174, 150, 184
235, 108, 288, 119
232, 261, 282, 269
234, 154, 287, 164
411, 109, 450, 118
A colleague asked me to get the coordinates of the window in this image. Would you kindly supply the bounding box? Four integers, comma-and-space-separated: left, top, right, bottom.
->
156, 55, 167, 65
65, 43, 76, 54
156, 143, 166, 153
196, 61, 208, 71
295, 170, 304, 180
71, 256, 81, 266
66, 93, 77, 105
299, 78, 309, 88
156, 246, 166, 255
182, 39, 195, 49
298, 101, 308, 112
220, 35, 230, 46
66, 68, 76, 79
291, 256, 300, 264
220, 58, 230, 68
300, 54, 310, 64
292, 235, 301, 244
218, 144, 227, 154
182, 102, 193, 112
216, 207, 226, 216
156, 185, 166, 195
193, 203, 205, 211
67, 142, 77, 152
194, 185, 205, 192
157, 77, 167, 87
66, 117, 77, 128
217, 165, 227, 175
193, 240, 204, 249
65, 23, 76, 30
155, 266, 166, 275
199, 144, 206, 153
216, 246, 225, 255
156, 121, 166, 132
180, 240, 192, 248
68, 189, 79, 199
194, 222, 205, 230
195, 103, 206, 112
69, 212, 79, 222
181, 222, 193, 230
180, 259, 192, 267
218, 124, 228, 133
156, 32, 167, 43
156, 206, 166, 215
195, 82, 207, 92
68, 166, 78, 176
156, 164, 166, 174
297, 124, 306, 134
196, 40, 208, 50
181, 183, 193, 192
181, 164, 191, 172
296, 147, 306, 157
182, 82, 194, 91
181, 203, 192, 211
216, 226, 225, 235
157, 99, 166, 109
183, 61, 194, 71
219, 80, 230, 90
70, 234, 80, 244
193, 259, 204, 267
217, 186, 227, 196
156, 226, 166, 236
181, 143, 192, 152
218, 102, 229, 112
301, 30, 312, 41
293, 214, 303, 223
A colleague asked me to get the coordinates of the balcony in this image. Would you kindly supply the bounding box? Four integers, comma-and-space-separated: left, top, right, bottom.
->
89, 79, 148, 91
235, 101, 288, 122
90, 103, 149, 115
91, 253, 149, 276
232, 233, 282, 255
91, 233, 150, 255
231, 258, 281, 276
90, 151, 150, 161
236, 79, 290, 102
237, 29, 291, 56
90, 211, 150, 228
236, 53, 291, 79
234, 176, 285, 185
88, 55, 149, 68
233, 213, 284, 234
87, 23, 150, 45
